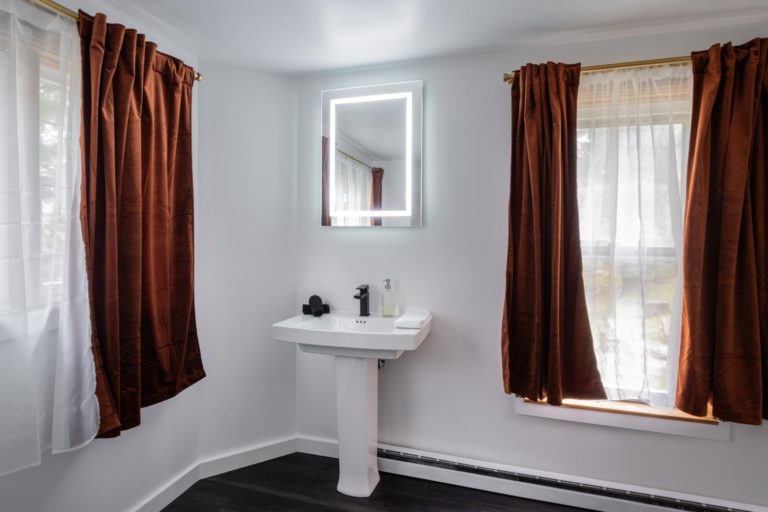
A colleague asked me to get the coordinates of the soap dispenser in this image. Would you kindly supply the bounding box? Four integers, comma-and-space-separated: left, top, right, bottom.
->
381, 278, 399, 317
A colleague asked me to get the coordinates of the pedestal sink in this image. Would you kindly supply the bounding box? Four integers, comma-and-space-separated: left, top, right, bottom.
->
272, 312, 431, 497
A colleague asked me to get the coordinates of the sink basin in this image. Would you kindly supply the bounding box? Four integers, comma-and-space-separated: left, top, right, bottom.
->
272, 312, 431, 359
272, 310, 432, 498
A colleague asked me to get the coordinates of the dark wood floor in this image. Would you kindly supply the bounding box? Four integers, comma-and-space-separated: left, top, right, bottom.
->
163, 453, 586, 512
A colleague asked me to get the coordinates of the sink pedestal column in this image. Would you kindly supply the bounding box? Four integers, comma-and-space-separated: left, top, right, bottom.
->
335, 356, 379, 497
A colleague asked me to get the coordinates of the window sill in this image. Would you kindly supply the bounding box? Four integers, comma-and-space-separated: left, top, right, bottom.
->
515, 398, 731, 441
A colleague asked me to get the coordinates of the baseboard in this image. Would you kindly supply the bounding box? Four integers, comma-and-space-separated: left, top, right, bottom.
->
127, 435, 765, 512
132, 436, 297, 512
294, 433, 338, 458
133, 464, 200, 512
197, 437, 296, 480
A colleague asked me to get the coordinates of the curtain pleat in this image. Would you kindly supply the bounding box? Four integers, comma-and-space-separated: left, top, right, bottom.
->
677, 38, 768, 425
371, 167, 383, 226
502, 62, 606, 404
321, 136, 331, 226
78, 11, 205, 436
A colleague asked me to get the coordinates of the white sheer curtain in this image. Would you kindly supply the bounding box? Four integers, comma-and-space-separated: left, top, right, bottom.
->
0, 0, 98, 476
332, 151, 372, 227
577, 63, 692, 408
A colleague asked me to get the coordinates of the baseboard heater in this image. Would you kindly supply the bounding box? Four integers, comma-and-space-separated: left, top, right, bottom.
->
377, 448, 745, 512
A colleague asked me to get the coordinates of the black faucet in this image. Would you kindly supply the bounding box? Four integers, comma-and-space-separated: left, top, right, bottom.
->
354, 285, 370, 317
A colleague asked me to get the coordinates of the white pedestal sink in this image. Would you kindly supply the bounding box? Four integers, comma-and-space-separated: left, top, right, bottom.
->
272, 312, 431, 497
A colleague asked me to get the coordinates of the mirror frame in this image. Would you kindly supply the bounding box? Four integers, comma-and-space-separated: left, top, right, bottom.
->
321, 80, 423, 227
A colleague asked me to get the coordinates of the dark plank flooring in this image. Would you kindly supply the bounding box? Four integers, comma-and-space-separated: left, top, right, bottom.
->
163, 453, 587, 512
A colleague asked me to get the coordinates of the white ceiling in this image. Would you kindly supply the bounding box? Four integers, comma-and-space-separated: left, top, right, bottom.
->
128, 0, 768, 74
337, 98, 406, 161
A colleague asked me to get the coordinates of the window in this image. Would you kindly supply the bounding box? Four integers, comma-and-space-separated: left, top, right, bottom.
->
0, 32, 72, 313
576, 63, 693, 409
34, 71, 69, 301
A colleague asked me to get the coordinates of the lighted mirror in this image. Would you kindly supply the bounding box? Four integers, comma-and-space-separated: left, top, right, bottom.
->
321, 81, 422, 227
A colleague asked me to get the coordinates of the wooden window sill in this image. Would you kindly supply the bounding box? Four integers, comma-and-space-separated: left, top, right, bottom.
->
528, 399, 719, 425
515, 398, 730, 440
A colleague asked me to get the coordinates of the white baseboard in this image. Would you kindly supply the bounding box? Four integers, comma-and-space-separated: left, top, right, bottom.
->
197, 437, 296, 480
132, 436, 297, 512
127, 434, 765, 512
295, 433, 338, 458
133, 464, 200, 512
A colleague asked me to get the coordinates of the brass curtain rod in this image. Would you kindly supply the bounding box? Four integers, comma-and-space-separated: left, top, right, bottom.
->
503, 55, 691, 84
336, 148, 372, 169
34, 0, 203, 81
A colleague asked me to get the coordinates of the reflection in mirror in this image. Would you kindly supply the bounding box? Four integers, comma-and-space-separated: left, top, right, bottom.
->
321, 81, 422, 227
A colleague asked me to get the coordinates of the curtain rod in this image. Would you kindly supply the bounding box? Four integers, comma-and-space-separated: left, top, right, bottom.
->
503, 55, 691, 84
33, 0, 203, 81
336, 148, 372, 169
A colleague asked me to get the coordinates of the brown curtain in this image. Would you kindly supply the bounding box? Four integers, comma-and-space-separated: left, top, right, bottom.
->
677, 38, 768, 425
321, 136, 331, 226
371, 167, 384, 226
79, 12, 206, 436
502, 63, 605, 404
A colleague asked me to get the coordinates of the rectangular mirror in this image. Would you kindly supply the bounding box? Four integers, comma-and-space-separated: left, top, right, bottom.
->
322, 81, 422, 227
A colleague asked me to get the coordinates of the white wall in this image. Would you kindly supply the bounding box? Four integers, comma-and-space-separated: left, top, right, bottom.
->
0, 2, 298, 511
294, 21, 768, 508
195, 61, 297, 462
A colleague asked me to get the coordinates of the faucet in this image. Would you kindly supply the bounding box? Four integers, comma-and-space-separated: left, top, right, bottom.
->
354, 285, 370, 317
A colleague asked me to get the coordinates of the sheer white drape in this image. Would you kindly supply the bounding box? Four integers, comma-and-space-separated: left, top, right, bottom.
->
577, 63, 692, 408
0, 0, 98, 476
332, 151, 372, 227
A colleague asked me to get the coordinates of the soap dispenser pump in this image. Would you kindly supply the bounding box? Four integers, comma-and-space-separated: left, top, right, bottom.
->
381, 278, 399, 317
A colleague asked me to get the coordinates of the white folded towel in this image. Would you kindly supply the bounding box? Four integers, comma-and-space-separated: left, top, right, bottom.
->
394, 307, 432, 329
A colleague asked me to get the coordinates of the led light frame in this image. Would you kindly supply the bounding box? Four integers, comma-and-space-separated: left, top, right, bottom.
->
329, 91, 413, 219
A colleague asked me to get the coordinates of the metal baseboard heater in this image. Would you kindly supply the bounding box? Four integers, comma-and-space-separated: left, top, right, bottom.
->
377, 448, 746, 512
